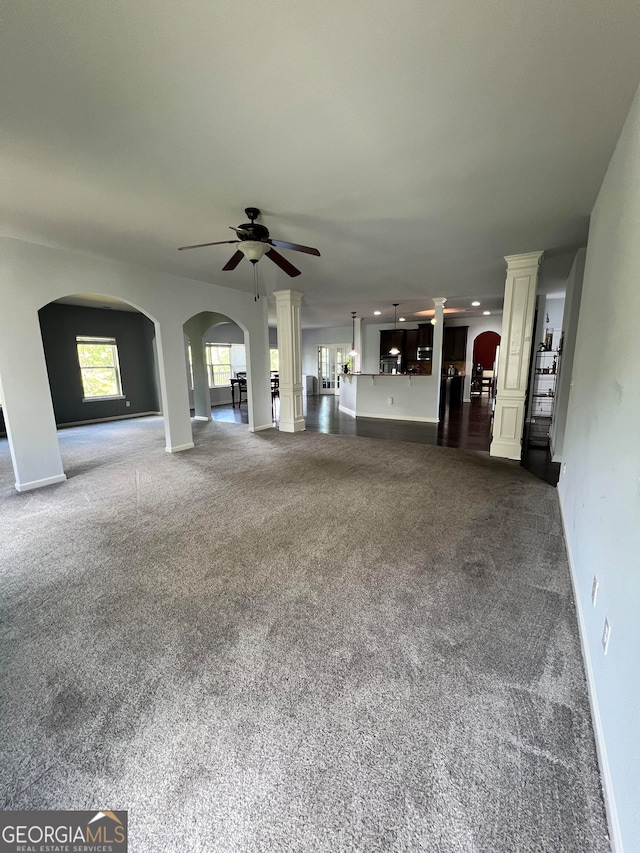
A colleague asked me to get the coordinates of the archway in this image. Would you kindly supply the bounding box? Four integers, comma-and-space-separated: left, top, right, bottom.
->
471, 331, 501, 395
183, 311, 246, 421
182, 310, 273, 433
38, 295, 160, 430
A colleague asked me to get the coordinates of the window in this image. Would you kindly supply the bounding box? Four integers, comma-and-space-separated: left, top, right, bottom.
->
205, 344, 233, 387
204, 343, 246, 387
76, 336, 123, 400
270, 348, 279, 372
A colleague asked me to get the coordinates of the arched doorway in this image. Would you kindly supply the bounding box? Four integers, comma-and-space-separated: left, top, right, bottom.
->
38, 295, 160, 430
471, 331, 500, 395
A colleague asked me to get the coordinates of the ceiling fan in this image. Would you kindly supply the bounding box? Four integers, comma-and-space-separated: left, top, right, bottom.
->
178, 207, 321, 278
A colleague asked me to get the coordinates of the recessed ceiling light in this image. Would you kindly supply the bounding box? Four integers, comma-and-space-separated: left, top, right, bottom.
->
399, 317, 406, 322
374, 310, 381, 316
471, 301, 480, 307
483, 310, 491, 315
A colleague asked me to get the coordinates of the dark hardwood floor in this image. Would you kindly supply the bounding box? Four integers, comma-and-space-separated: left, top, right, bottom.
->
210, 392, 559, 485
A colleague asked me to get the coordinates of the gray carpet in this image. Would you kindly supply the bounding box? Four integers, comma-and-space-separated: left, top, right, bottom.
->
0, 417, 609, 852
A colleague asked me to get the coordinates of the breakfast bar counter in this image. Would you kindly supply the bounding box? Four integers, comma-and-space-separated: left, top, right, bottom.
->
339, 373, 441, 423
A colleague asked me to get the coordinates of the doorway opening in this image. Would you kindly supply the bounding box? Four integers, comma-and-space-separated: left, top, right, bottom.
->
471, 331, 500, 396
317, 345, 350, 395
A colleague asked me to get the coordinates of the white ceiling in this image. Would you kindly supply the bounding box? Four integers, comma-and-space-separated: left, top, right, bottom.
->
2, 1, 640, 328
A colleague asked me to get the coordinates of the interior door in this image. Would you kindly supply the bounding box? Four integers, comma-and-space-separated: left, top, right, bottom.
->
318, 345, 349, 395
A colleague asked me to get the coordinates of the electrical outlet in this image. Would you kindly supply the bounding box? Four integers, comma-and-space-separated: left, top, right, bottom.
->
125, 400, 131, 407
602, 618, 611, 655
591, 575, 599, 606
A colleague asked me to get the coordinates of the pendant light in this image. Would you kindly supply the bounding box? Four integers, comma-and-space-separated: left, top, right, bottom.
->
349, 311, 358, 357
389, 304, 400, 356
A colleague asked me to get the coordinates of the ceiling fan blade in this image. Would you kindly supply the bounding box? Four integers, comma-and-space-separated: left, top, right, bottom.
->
178, 240, 239, 251
266, 248, 301, 277
268, 239, 321, 256
222, 250, 244, 271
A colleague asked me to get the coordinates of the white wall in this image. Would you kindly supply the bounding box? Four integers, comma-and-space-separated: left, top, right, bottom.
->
340, 373, 440, 422
301, 325, 351, 377
549, 250, 586, 461
559, 83, 640, 853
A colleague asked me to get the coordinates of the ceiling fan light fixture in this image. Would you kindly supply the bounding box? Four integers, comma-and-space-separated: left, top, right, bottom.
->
238, 240, 268, 263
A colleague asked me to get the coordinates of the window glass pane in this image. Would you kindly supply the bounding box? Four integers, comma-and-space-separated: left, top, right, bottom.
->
76, 336, 123, 398
81, 368, 121, 398
77, 343, 116, 368
205, 343, 246, 387
270, 349, 279, 372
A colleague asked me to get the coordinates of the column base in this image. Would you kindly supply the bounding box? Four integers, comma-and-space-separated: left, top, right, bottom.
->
489, 438, 522, 460
278, 419, 306, 433
15, 473, 67, 492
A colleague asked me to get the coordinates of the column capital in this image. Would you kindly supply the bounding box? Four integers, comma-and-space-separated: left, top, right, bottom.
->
504, 251, 544, 270
273, 289, 303, 307
432, 297, 447, 307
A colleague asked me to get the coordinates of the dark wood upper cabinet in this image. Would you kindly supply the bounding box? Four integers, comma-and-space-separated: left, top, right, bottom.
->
404, 329, 418, 361
416, 324, 434, 348
380, 329, 405, 355
443, 326, 468, 362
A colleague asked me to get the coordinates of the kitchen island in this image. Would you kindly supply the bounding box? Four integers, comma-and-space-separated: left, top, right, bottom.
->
339, 373, 441, 422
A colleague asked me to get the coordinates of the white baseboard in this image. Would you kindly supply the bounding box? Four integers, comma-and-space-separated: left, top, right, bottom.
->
356, 411, 439, 423
165, 442, 195, 453
558, 495, 622, 852
15, 473, 67, 492
58, 411, 160, 429
338, 405, 356, 418
249, 424, 275, 432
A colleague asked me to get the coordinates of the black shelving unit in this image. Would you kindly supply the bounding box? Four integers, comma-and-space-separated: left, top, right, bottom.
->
529, 348, 559, 447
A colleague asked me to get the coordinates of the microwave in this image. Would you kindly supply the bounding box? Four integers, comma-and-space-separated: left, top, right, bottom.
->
416, 346, 432, 361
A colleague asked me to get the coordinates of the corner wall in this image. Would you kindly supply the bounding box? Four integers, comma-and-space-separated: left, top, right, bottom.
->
558, 83, 640, 853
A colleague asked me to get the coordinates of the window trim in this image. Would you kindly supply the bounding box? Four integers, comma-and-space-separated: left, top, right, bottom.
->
76, 335, 125, 401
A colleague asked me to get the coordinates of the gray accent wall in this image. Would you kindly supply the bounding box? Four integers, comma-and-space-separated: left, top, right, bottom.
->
38, 302, 160, 425
559, 83, 640, 853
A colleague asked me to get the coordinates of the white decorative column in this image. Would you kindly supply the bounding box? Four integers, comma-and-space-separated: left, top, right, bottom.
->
431, 298, 446, 383
184, 317, 211, 421
0, 309, 66, 491
191, 339, 210, 421
274, 289, 305, 433
353, 316, 362, 373
490, 251, 544, 459
155, 321, 195, 453
431, 298, 447, 422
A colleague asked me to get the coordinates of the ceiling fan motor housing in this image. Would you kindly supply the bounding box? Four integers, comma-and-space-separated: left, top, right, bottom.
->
238, 222, 270, 242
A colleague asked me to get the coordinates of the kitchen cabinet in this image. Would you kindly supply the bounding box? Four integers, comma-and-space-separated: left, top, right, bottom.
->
380, 329, 405, 356
380, 326, 434, 374
443, 326, 468, 363
380, 329, 405, 373
417, 324, 433, 348
404, 329, 418, 362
